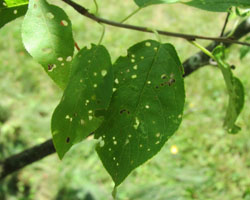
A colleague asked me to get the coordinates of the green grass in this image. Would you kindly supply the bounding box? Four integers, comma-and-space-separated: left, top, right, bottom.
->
1, 0, 250, 199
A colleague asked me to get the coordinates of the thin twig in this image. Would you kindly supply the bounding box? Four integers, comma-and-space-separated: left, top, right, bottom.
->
220, 9, 231, 37
61, 0, 250, 46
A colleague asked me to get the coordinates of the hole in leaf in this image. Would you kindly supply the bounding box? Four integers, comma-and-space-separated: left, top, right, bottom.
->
133, 65, 138, 70
100, 140, 105, 147
57, 57, 63, 61
48, 64, 56, 71
140, 56, 144, 59
113, 141, 117, 145
161, 74, 167, 79
66, 56, 72, 62
101, 70, 107, 76
115, 78, 119, 84
131, 74, 137, 79
145, 42, 151, 47
93, 72, 97, 76
93, 84, 97, 88
61, 63, 65, 66
156, 133, 160, 137
61, 20, 68, 26
168, 78, 176, 86
46, 12, 54, 19
13, 10, 18, 14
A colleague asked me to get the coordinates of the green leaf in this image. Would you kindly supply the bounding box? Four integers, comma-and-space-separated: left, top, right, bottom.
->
21, 0, 74, 89
4, 0, 28, 7
0, 0, 28, 29
95, 40, 185, 186
134, 0, 180, 7
213, 46, 244, 134
240, 37, 250, 60
51, 45, 113, 159
184, 0, 250, 12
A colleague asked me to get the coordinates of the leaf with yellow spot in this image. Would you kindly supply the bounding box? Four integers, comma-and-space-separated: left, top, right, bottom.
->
21, 0, 74, 89
51, 44, 113, 159
95, 40, 185, 186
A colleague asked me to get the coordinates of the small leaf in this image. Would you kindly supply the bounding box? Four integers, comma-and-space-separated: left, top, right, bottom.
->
51, 45, 113, 159
0, 0, 28, 29
95, 40, 185, 186
240, 37, 250, 60
184, 0, 250, 12
213, 46, 244, 134
134, 0, 180, 7
22, 0, 75, 89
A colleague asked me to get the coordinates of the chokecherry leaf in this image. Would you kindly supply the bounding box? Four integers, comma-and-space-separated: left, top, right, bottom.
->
184, 0, 250, 12
134, 0, 180, 7
213, 46, 244, 134
0, 0, 28, 29
95, 40, 185, 186
52, 44, 113, 159
21, 0, 74, 89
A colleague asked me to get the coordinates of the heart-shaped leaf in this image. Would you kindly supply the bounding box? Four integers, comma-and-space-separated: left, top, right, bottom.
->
95, 40, 185, 186
213, 46, 244, 134
52, 44, 113, 159
22, 0, 74, 89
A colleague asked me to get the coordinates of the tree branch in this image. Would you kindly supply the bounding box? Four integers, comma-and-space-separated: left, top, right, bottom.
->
61, 0, 250, 46
1, 16, 250, 181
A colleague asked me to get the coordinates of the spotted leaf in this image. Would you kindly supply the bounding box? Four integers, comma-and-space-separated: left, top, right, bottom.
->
51, 44, 113, 159
213, 46, 244, 134
0, 0, 28, 29
21, 0, 74, 89
95, 40, 185, 186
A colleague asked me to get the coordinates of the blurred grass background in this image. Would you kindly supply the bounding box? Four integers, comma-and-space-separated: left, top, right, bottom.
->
0, 0, 250, 199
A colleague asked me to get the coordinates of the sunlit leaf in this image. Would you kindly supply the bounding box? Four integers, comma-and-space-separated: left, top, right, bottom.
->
52, 45, 113, 159
213, 46, 244, 134
184, 0, 250, 12
0, 0, 28, 29
95, 40, 185, 186
22, 0, 74, 89
4, 0, 28, 7
134, 0, 180, 7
